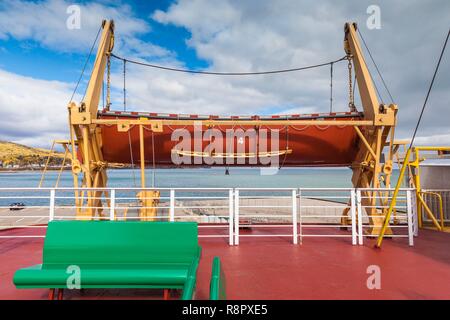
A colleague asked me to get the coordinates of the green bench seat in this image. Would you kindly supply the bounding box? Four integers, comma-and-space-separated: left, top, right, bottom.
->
209, 256, 226, 300
14, 220, 201, 299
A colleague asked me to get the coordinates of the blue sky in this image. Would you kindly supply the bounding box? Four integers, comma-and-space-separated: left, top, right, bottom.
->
0, 0, 449, 147
0, 0, 208, 81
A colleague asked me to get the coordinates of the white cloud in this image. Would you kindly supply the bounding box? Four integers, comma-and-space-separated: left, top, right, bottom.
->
0, 0, 172, 59
0, 68, 75, 147
1, 0, 450, 148
412, 134, 450, 146
109, 63, 281, 116
153, 0, 241, 42
149, 0, 450, 137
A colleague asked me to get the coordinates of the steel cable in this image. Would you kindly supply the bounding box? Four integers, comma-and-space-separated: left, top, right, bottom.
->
110, 53, 347, 76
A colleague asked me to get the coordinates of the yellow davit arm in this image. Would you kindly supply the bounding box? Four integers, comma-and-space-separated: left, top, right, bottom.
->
344, 22, 396, 126
344, 22, 380, 122
83, 20, 115, 119
67, 20, 115, 219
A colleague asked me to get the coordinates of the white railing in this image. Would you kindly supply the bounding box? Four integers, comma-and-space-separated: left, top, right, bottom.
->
297, 188, 357, 244
357, 188, 415, 246
234, 188, 298, 245
0, 187, 416, 246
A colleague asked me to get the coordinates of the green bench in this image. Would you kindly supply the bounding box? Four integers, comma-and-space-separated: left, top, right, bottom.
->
209, 256, 226, 300
14, 220, 201, 300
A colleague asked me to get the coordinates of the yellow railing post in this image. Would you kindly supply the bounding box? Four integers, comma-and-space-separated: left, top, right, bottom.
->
38, 141, 56, 188
418, 191, 444, 230
376, 148, 412, 248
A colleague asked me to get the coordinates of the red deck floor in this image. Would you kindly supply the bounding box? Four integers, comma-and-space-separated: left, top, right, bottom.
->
1, 227, 449, 300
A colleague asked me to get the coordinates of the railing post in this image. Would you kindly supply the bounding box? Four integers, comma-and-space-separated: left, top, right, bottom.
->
298, 189, 302, 244
292, 189, 298, 244
109, 189, 115, 221
406, 189, 414, 246
412, 190, 419, 237
350, 188, 357, 245
234, 189, 240, 245
228, 189, 234, 246
169, 189, 175, 222
356, 189, 363, 245
49, 189, 55, 221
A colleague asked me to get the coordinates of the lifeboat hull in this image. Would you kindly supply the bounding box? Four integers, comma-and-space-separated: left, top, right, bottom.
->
98, 111, 362, 167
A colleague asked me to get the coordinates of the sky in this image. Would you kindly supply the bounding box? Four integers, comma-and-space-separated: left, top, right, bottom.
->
0, 0, 449, 148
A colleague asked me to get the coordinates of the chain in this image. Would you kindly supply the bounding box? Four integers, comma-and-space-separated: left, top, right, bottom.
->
330, 62, 333, 113
106, 54, 111, 110
347, 56, 356, 112
123, 59, 127, 111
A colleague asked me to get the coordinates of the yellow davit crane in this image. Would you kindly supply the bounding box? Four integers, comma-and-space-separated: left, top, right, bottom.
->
64, 20, 398, 234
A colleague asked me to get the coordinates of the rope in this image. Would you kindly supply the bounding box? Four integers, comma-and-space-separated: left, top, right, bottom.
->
110, 53, 347, 76
350, 31, 385, 104
409, 29, 449, 148
315, 125, 331, 131
123, 59, 127, 111
106, 55, 111, 110
82, 26, 109, 102
357, 29, 395, 104
289, 125, 310, 131
69, 25, 102, 103
167, 124, 188, 131
260, 125, 288, 132
330, 62, 333, 112
376, 28, 449, 248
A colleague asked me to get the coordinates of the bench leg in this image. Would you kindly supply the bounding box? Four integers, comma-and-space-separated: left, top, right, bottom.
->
57, 289, 64, 300
48, 289, 55, 300
163, 289, 170, 300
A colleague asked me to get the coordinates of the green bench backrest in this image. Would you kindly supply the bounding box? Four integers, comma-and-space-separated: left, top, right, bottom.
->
43, 221, 199, 266
209, 256, 226, 300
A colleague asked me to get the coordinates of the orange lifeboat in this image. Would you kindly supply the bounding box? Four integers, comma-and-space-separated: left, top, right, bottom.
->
98, 110, 362, 167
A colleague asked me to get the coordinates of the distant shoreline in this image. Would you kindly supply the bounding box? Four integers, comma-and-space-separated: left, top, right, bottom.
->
0, 166, 354, 172
0, 167, 71, 173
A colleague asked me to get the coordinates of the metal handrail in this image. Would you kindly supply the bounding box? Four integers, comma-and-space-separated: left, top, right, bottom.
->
0, 187, 416, 246
419, 191, 445, 229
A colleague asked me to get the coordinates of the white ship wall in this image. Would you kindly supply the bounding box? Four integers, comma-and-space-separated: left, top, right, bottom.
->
420, 164, 450, 221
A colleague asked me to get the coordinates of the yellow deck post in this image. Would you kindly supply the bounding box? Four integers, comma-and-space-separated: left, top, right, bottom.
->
376, 148, 412, 247
139, 124, 145, 188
